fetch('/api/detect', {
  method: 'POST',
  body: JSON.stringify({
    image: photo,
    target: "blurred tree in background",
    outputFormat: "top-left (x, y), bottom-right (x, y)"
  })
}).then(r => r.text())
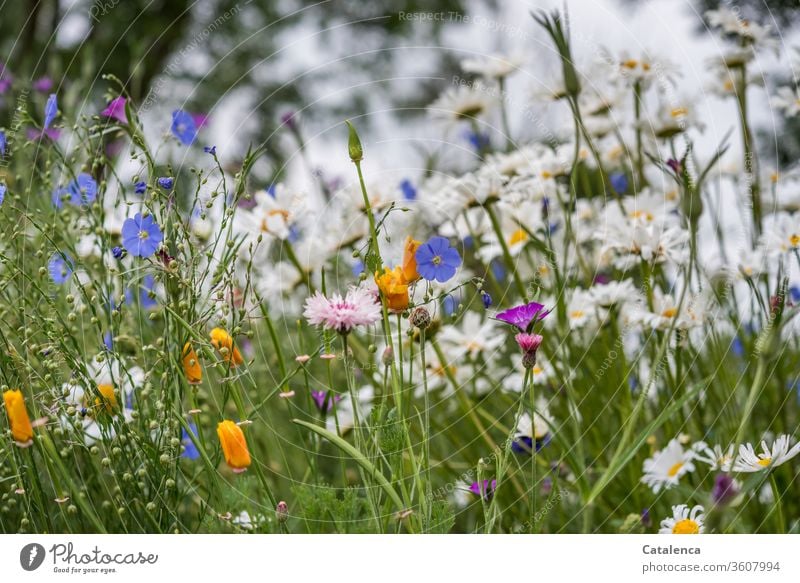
top-left (1, 0), bottom-right (488, 174)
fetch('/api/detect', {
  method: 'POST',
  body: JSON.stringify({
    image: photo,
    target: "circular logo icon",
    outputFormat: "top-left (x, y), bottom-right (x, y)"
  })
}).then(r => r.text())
top-left (20, 543), bottom-right (46, 571)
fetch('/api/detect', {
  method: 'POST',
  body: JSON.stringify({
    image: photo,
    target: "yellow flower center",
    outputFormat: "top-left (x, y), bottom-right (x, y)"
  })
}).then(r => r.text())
top-left (672, 519), bottom-right (699, 534)
top-left (670, 107), bottom-right (688, 118)
top-left (570, 310), bottom-right (585, 319)
top-left (757, 457), bottom-right (772, 467)
top-left (622, 59), bottom-right (638, 69)
top-left (260, 209), bottom-right (289, 232)
top-left (661, 307), bottom-right (677, 318)
top-left (541, 170), bottom-right (553, 179)
top-left (790, 235), bottom-right (800, 247)
top-left (667, 462), bottom-right (684, 477)
top-left (508, 229), bottom-right (528, 246)
top-left (631, 210), bottom-right (654, 221)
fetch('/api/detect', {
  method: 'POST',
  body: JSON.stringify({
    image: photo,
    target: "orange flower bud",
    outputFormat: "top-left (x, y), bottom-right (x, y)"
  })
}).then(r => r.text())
top-left (217, 420), bottom-right (251, 471)
top-left (401, 236), bottom-right (422, 283)
top-left (3, 389), bottom-right (33, 444)
top-left (210, 328), bottom-right (244, 366)
top-left (182, 342), bottom-right (202, 384)
top-left (375, 266), bottom-right (410, 312)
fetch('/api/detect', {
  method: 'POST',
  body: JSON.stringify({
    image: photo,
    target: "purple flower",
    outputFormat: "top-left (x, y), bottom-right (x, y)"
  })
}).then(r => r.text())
top-left (494, 301), bottom-right (549, 332)
top-left (0, 62), bottom-right (12, 94)
top-left (469, 479), bottom-right (497, 501)
top-left (121, 213), bottom-right (163, 258)
top-left (191, 113), bottom-right (209, 128)
top-left (112, 246), bottom-right (125, 259)
top-left (415, 236), bottom-right (461, 282)
top-left (203, 145), bottom-right (216, 155)
top-left (44, 94), bottom-right (58, 129)
top-left (641, 508), bottom-right (652, 528)
top-left (48, 253), bottom-right (73, 284)
top-left (101, 96), bottom-right (128, 124)
top-left (481, 291), bottom-right (492, 308)
top-left (280, 111), bottom-right (297, 130)
top-left (0, 184), bottom-right (5, 205)
top-left (712, 474), bottom-right (738, 505)
top-left (157, 177), bottom-right (174, 190)
top-left (134, 181), bottom-right (147, 195)
top-left (0, 130), bottom-right (6, 157)
top-left (171, 110), bottom-right (197, 145)
top-left (310, 390), bottom-right (342, 414)
top-left (32, 77), bottom-right (53, 92)
top-left (28, 127), bottom-right (60, 141)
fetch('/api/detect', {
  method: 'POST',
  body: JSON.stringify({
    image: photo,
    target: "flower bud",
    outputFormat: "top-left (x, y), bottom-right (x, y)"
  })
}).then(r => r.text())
top-left (2, 390), bottom-right (33, 445)
top-left (345, 120), bottom-right (363, 162)
top-left (409, 306), bottom-right (431, 330)
top-left (276, 500), bottom-right (289, 523)
top-left (217, 420), bottom-right (251, 472)
top-left (381, 346), bottom-right (394, 366)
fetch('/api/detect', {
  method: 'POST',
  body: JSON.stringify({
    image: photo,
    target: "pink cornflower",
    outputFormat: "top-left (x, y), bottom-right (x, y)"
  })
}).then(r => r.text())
top-left (303, 284), bottom-right (382, 333)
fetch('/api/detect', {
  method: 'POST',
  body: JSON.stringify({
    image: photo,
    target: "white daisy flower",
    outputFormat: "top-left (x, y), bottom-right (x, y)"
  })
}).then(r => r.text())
top-left (733, 434), bottom-right (800, 472)
top-left (692, 442), bottom-right (736, 471)
top-left (658, 504), bottom-right (706, 534)
top-left (759, 212), bottom-right (800, 256)
top-left (770, 86), bottom-right (800, 118)
top-left (326, 385), bottom-right (374, 435)
top-left (438, 311), bottom-right (504, 360)
top-left (641, 438), bottom-right (697, 493)
top-left (234, 184), bottom-right (306, 251)
top-left (428, 83), bottom-right (494, 124)
top-left (461, 51), bottom-right (524, 81)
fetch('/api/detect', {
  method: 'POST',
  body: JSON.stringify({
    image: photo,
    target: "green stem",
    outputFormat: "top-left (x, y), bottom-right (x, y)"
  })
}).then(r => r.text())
top-left (485, 203), bottom-right (528, 301)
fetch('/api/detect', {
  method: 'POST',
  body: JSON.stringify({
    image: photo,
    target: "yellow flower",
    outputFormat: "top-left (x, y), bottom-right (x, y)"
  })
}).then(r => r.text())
top-left (210, 328), bottom-right (244, 366)
top-left (182, 343), bottom-right (202, 384)
top-left (95, 384), bottom-right (118, 414)
top-left (401, 236), bottom-right (422, 283)
top-left (375, 266), bottom-right (410, 312)
top-left (3, 389), bottom-right (34, 444)
top-left (217, 420), bottom-right (251, 471)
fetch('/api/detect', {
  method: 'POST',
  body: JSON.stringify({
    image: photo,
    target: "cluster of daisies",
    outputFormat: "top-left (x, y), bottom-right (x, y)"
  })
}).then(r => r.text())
top-left (3, 5), bottom-right (800, 534)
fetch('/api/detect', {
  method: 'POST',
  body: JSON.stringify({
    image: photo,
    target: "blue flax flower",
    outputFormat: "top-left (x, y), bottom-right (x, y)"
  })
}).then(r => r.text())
top-left (171, 110), bottom-right (197, 145)
top-left (44, 94), bottom-right (58, 129)
top-left (48, 252), bottom-right (73, 284)
top-left (415, 236), bottom-right (461, 282)
top-left (121, 213), bottom-right (163, 258)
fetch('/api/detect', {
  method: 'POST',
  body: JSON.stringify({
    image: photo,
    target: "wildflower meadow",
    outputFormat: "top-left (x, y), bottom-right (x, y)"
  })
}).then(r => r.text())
top-left (2, 1), bottom-right (800, 541)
